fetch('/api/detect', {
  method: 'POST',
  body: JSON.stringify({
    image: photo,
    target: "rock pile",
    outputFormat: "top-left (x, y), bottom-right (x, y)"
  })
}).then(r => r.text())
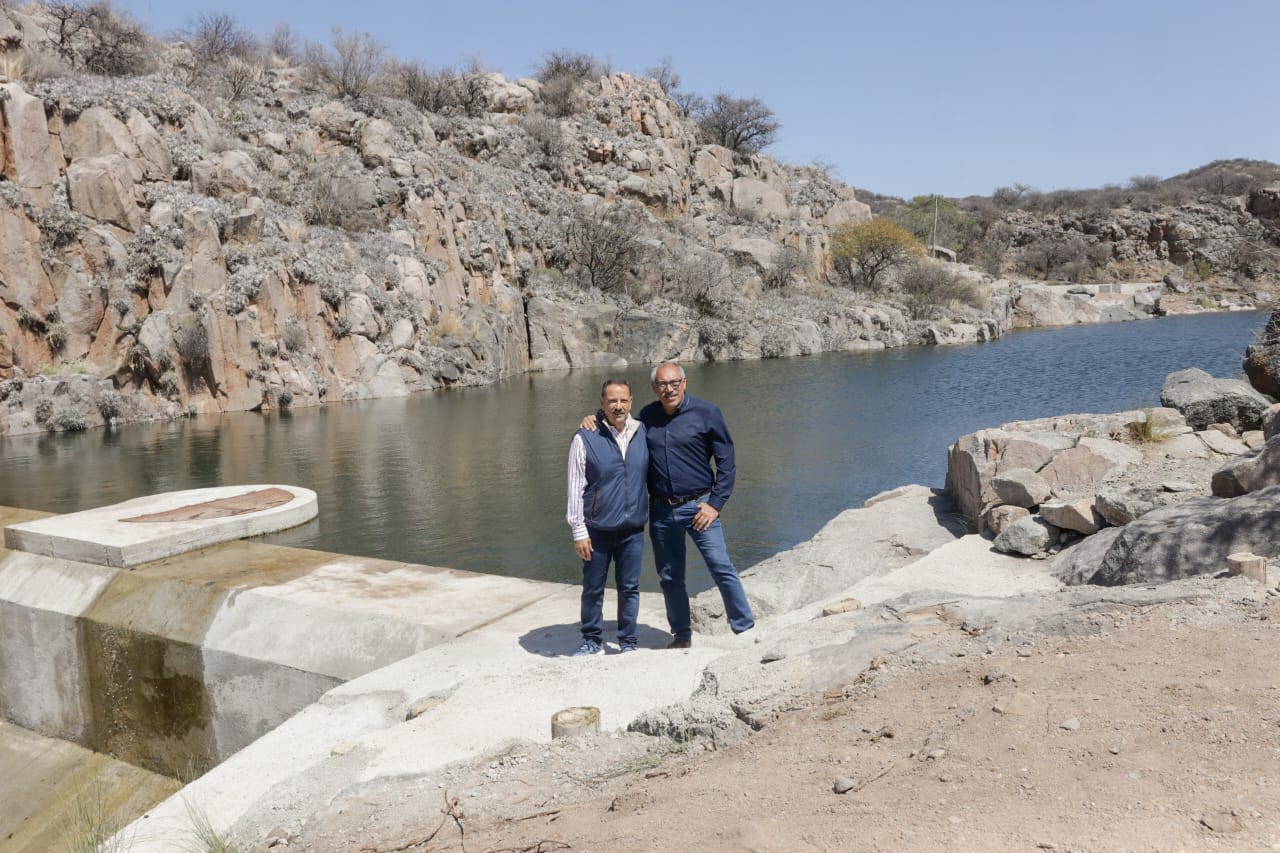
top-left (947, 368), bottom-right (1278, 583)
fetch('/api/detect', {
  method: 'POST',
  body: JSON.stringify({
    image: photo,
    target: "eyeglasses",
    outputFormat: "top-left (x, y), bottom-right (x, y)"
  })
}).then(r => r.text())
top-left (653, 379), bottom-right (685, 390)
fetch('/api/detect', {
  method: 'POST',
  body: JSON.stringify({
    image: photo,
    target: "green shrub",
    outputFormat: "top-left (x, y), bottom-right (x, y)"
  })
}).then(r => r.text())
top-left (96, 391), bottom-right (125, 421)
top-left (50, 407), bottom-right (87, 432)
top-left (34, 398), bottom-right (54, 424)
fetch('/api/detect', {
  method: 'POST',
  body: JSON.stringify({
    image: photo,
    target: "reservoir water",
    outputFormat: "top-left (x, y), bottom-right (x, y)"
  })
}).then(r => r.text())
top-left (0, 311), bottom-right (1266, 591)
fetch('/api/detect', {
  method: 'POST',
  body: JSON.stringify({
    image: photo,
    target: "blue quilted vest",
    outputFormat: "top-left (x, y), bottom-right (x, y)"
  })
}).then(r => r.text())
top-left (579, 423), bottom-right (648, 532)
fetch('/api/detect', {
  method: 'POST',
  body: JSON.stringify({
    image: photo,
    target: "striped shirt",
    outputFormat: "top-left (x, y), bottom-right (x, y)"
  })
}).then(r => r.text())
top-left (566, 416), bottom-right (641, 542)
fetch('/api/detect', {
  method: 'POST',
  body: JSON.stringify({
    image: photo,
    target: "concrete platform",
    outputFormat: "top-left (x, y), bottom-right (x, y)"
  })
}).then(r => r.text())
top-left (3, 485), bottom-right (318, 567)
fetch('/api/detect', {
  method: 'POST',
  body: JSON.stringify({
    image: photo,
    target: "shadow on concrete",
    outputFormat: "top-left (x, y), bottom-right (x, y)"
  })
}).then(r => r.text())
top-left (518, 621), bottom-right (673, 657)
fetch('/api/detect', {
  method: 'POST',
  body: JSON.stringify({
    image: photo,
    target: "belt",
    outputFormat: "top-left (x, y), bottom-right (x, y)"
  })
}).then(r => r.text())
top-left (660, 493), bottom-right (705, 506)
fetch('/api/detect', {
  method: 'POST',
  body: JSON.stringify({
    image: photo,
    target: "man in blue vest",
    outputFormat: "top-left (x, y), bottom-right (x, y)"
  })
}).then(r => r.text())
top-left (566, 378), bottom-right (648, 655)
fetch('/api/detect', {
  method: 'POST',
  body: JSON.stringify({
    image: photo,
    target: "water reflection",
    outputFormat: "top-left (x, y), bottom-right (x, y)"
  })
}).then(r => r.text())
top-left (0, 311), bottom-right (1265, 591)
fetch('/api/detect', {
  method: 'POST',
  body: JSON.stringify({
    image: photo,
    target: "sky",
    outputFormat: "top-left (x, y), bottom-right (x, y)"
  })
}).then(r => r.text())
top-left (114, 0), bottom-right (1279, 200)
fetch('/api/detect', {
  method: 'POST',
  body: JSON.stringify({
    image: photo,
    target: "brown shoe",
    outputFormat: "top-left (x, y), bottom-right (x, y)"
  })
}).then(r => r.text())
top-left (667, 636), bottom-right (691, 649)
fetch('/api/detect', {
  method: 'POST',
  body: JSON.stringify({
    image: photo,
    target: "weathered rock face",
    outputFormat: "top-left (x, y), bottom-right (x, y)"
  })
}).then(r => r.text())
top-left (1004, 282), bottom-right (1164, 328)
top-left (1053, 486), bottom-right (1280, 586)
top-left (1160, 367), bottom-right (1273, 431)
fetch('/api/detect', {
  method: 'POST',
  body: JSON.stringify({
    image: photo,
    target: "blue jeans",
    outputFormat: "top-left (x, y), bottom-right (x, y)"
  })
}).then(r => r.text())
top-left (580, 525), bottom-right (644, 645)
top-left (649, 496), bottom-right (755, 637)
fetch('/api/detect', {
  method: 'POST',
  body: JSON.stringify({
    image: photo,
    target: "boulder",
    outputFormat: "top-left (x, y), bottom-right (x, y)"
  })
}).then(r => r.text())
top-left (1264, 403), bottom-right (1280, 440)
top-left (991, 468), bottom-right (1052, 508)
top-left (1210, 436), bottom-right (1280, 497)
top-left (1197, 428), bottom-right (1249, 456)
top-left (61, 106), bottom-right (136, 162)
top-left (66, 154), bottom-right (142, 232)
top-left (1038, 439), bottom-right (1140, 493)
top-left (820, 198), bottom-right (872, 227)
top-left (981, 504), bottom-right (1029, 537)
top-left (1056, 486), bottom-right (1280, 585)
top-left (992, 516), bottom-right (1060, 556)
top-left (359, 118), bottom-right (396, 167)
top-left (723, 238), bottom-right (779, 273)
top-left (1, 82), bottom-right (60, 208)
top-left (1242, 309), bottom-right (1280, 397)
top-left (126, 110), bottom-right (173, 181)
top-left (1160, 367), bottom-right (1271, 431)
top-left (730, 177), bottom-right (788, 218)
top-left (1039, 499), bottom-right (1101, 535)
top-left (1094, 488), bottom-right (1157, 527)
top-left (190, 150), bottom-right (259, 198)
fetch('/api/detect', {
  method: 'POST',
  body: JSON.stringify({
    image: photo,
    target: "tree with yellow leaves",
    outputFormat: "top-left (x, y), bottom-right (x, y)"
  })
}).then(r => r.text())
top-left (830, 219), bottom-right (919, 291)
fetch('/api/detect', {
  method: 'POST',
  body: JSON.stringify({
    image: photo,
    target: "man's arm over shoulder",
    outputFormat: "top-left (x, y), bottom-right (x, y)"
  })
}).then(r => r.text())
top-left (706, 403), bottom-right (735, 511)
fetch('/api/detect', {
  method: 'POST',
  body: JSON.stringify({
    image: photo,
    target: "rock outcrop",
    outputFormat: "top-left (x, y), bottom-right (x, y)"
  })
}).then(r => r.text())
top-left (1053, 486), bottom-right (1280, 585)
top-left (1160, 367), bottom-right (1273, 431)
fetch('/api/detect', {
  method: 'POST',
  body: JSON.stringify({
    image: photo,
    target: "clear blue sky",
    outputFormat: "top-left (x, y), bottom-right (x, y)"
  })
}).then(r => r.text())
top-left (116, 0), bottom-right (1279, 200)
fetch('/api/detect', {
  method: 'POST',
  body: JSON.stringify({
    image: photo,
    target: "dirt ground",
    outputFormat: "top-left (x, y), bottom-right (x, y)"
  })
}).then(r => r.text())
top-left (287, 578), bottom-right (1280, 853)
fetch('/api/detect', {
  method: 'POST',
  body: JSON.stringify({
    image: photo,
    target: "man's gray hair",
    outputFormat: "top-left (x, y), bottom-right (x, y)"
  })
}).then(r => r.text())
top-left (649, 362), bottom-right (686, 382)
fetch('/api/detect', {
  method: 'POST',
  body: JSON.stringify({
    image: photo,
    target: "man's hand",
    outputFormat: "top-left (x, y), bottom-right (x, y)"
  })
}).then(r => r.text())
top-left (574, 538), bottom-right (593, 560)
top-left (692, 502), bottom-right (719, 532)
top-left (579, 413), bottom-right (597, 431)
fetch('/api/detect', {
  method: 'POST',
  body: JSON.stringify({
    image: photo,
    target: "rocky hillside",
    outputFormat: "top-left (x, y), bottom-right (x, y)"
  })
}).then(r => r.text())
top-left (0, 5), bottom-right (1274, 438)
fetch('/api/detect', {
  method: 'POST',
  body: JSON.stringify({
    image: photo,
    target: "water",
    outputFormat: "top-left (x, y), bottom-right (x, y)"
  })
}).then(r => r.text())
top-left (0, 311), bottom-right (1266, 590)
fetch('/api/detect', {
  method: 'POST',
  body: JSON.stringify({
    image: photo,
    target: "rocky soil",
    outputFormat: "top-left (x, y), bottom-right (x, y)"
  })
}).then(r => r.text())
top-left (285, 578), bottom-right (1280, 853)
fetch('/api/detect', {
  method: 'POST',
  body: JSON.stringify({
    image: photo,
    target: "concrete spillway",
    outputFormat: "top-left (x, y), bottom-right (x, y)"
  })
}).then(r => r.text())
top-left (0, 487), bottom-right (567, 848)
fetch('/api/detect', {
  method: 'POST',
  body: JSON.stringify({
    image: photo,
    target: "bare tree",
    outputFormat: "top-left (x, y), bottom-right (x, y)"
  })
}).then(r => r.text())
top-left (47, 0), bottom-right (149, 75)
top-left (535, 50), bottom-right (607, 117)
top-left (562, 203), bottom-right (645, 296)
top-left (692, 93), bottom-right (780, 155)
top-left (268, 22), bottom-right (298, 61)
top-left (304, 27), bottom-right (384, 97)
top-left (181, 12), bottom-right (259, 66)
top-left (645, 56), bottom-right (680, 94)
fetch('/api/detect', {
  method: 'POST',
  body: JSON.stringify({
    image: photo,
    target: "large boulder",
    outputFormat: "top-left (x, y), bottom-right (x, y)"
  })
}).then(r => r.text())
top-left (1210, 436), bottom-right (1280, 497)
top-left (1039, 498), bottom-right (1101, 535)
top-left (1160, 367), bottom-right (1272, 431)
top-left (1264, 403), bottom-right (1280, 440)
top-left (66, 154), bottom-right (142, 232)
top-left (992, 516), bottom-right (1060, 556)
top-left (991, 468), bottom-right (1052, 508)
top-left (1055, 486), bottom-right (1280, 585)
top-left (1243, 308), bottom-right (1280, 398)
top-left (1, 82), bottom-right (60, 207)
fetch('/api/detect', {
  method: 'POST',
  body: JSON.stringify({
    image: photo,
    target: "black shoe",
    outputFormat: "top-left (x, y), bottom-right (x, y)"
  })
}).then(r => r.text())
top-left (667, 636), bottom-right (691, 649)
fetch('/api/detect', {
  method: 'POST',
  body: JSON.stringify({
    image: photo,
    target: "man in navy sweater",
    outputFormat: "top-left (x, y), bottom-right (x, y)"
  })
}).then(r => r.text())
top-left (566, 379), bottom-right (648, 655)
top-left (640, 362), bottom-right (754, 647)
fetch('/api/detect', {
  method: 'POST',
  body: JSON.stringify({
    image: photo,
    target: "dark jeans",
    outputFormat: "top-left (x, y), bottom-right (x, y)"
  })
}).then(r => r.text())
top-left (649, 496), bottom-right (755, 638)
top-left (580, 525), bottom-right (644, 645)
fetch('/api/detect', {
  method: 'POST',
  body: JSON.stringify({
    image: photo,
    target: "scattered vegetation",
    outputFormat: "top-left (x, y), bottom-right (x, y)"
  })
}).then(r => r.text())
top-left (897, 260), bottom-right (985, 318)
